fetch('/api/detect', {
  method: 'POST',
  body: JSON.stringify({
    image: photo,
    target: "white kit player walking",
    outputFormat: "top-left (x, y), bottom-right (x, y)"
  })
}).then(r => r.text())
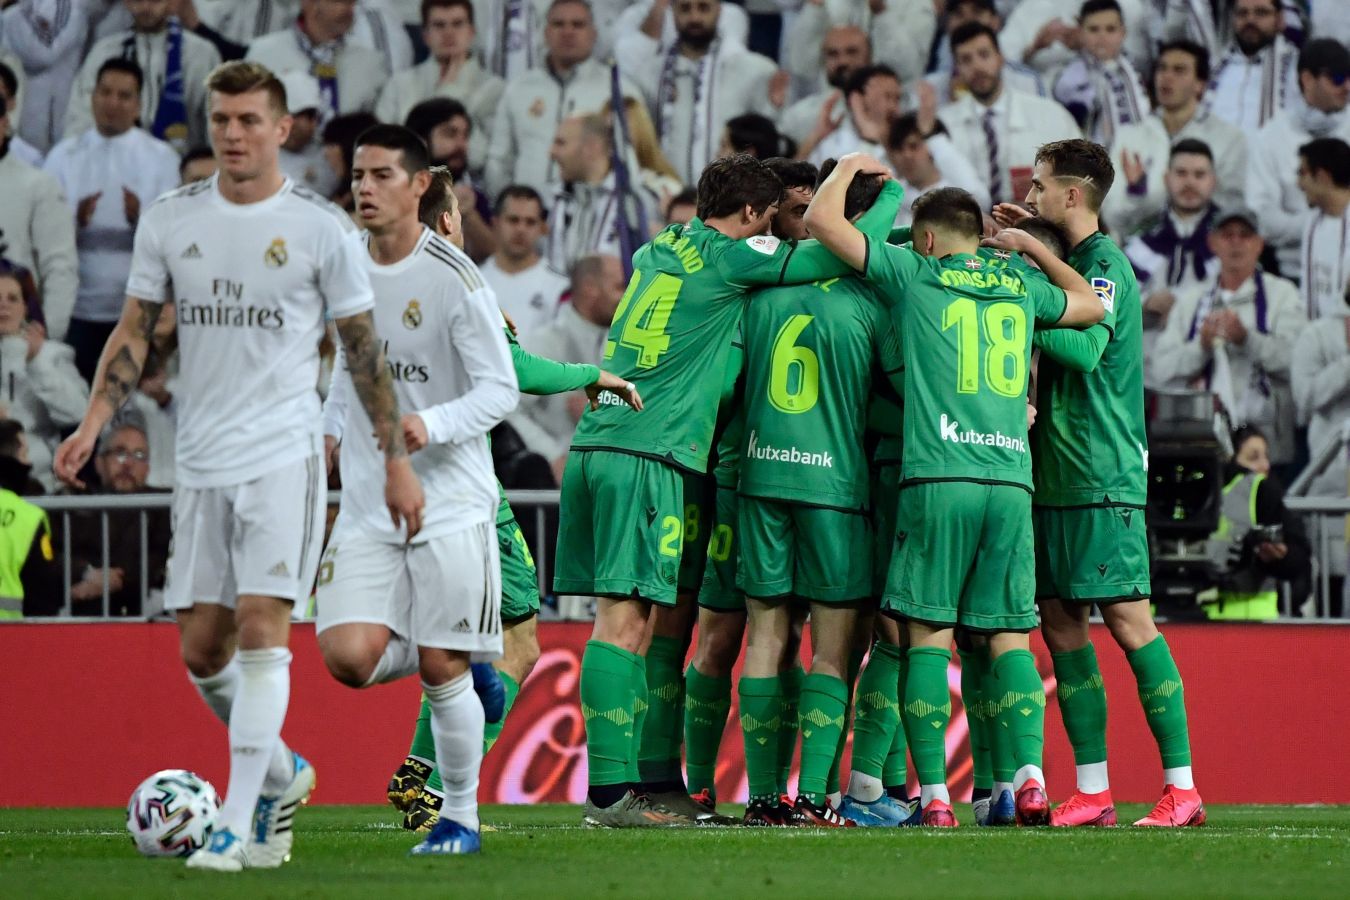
top-left (54, 62), bottom-right (426, 872)
top-left (315, 125), bottom-right (518, 856)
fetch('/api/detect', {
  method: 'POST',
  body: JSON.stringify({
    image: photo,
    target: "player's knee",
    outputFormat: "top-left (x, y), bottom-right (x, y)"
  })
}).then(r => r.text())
top-left (693, 624), bottom-right (741, 678)
top-left (321, 646), bottom-right (377, 688)
top-left (180, 642), bottom-right (233, 679)
top-left (419, 652), bottom-right (468, 686)
top-left (1103, 602), bottom-right (1158, 653)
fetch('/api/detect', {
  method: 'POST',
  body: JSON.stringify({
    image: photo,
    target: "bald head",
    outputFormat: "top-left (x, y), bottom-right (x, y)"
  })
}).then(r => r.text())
top-left (571, 254), bottom-right (626, 327)
top-left (823, 26), bottom-right (871, 89)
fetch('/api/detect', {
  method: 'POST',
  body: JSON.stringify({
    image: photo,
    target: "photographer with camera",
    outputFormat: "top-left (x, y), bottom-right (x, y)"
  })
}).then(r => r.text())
top-left (1203, 427), bottom-right (1311, 620)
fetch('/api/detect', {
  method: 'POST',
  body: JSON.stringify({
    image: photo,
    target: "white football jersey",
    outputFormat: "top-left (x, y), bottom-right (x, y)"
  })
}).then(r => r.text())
top-left (324, 228), bottom-right (518, 544)
top-left (126, 176), bottom-right (374, 488)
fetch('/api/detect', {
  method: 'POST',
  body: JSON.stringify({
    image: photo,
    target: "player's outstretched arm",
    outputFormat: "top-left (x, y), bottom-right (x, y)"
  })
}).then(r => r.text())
top-left (801, 153), bottom-right (895, 273)
top-left (1033, 324), bottom-right (1112, 373)
top-left (53, 295), bottom-right (164, 488)
top-left (508, 338), bottom-right (642, 411)
top-left (333, 310), bottom-right (425, 538)
top-left (985, 228), bottom-right (1103, 327)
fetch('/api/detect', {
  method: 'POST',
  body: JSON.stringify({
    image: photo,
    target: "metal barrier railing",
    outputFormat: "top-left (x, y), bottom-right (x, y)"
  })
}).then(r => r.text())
top-left (25, 490), bottom-right (1350, 621)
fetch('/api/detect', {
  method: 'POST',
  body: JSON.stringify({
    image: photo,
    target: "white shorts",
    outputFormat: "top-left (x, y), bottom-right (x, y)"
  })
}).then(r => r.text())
top-left (164, 455), bottom-right (326, 609)
top-left (313, 519), bottom-right (503, 661)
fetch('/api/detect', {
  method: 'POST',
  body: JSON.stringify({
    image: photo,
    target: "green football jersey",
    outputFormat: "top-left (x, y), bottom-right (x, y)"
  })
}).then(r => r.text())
top-left (865, 235), bottom-right (1068, 489)
top-left (1031, 231), bottom-right (1148, 507)
top-left (739, 276), bottom-right (903, 510)
top-left (712, 335), bottom-right (745, 489)
top-left (570, 181), bottom-right (902, 473)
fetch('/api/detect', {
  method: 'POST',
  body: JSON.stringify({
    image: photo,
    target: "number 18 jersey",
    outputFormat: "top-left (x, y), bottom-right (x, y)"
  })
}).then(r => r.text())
top-left (864, 236), bottom-right (1067, 490)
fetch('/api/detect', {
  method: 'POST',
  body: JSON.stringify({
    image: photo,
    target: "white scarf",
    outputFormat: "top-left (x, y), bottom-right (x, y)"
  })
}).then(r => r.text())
top-left (1093, 55), bottom-right (1150, 146)
top-left (482, 0), bottom-right (538, 79)
top-left (3, 0), bottom-right (83, 70)
top-left (657, 38), bottom-right (720, 183)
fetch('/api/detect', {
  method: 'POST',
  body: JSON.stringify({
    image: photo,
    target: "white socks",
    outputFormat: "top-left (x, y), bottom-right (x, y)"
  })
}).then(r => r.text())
top-left (1014, 764), bottom-right (1046, 791)
top-left (1077, 761), bottom-right (1111, 794)
top-left (216, 648), bottom-right (293, 836)
top-left (846, 771), bottom-right (884, 803)
top-left (363, 633), bottom-right (420, 687)
top-left (1164, 766), bottom-right (1195, 790)
top-left (424, 672), bottom-right (484, 832)
top-left (189, 653), bottom-right (295, 794)
top-left (919, 783), bottom-right (951, 806)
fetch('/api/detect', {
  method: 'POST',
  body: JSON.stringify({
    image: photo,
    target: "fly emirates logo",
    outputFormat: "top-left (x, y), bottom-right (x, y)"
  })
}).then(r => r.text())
top-left (937, 414), bottom-right (1027, 454)
top-left (746, 430), bottom-right (833, 468)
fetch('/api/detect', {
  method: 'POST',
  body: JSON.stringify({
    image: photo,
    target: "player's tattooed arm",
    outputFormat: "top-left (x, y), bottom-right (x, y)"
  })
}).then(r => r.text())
top-left (93, 297), bottom-right (165, 413)
top-left (334, 310), bottom-right (409, 459)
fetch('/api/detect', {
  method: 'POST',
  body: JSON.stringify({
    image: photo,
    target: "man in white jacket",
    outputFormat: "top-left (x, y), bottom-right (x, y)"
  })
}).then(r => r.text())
top-left (0, 0), bottom-right (89, 153)
top-left (1206, 0), bottom-right (1300, 132)
top-left (1151, 207), bottom-right (1308, 465)
top-left (1105, 38), bottom-right (1247, 237)
top-left (777, 24), bottom-right (871, 147)
top-left (1246, 37), bottom-right (1350, 281)
top-left (1296, 137), bottom-right (1350, 321)
top-left (781, 0), bottom-right (936, 88)
top-left (44, 58), bottom-right (180, 384)
top-left (938, 22), bottom-right (1081, 206)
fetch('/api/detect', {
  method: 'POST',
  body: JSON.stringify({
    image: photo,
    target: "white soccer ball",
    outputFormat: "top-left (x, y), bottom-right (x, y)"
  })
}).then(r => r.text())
top-left (126, 769), bottom-right (221, 857)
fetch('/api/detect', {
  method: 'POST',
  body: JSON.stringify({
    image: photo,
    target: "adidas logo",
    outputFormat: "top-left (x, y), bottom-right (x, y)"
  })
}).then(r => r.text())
top-left (452, 618), bottom-right (471, 634)
top-left (267, 561), bottom-right (290, 578)
top-left (181, 243), bottom-right (203, 259)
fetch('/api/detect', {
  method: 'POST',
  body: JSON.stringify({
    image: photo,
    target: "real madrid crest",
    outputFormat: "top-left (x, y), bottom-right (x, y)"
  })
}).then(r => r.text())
top-left (264, 237), bottom-right (288, 268)
top-left (529, 97), bottom-right (545, 118)
top-left (403, 299), bottom-right (423, 330)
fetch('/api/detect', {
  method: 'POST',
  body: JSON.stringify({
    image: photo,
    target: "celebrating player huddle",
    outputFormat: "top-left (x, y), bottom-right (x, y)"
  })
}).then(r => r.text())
top-left (56, 55), bottom-right (1202, 872)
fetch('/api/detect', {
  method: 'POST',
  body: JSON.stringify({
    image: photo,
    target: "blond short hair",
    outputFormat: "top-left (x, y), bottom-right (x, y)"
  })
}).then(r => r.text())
top-left (205, 61), bottom-right (288, 117)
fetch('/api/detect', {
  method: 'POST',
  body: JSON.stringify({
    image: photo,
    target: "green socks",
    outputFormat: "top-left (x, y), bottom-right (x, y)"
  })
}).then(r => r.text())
top-left (902, 647), bottom-right (952, 787)
top-left (580, 639), bottom-right (640, 790)
top-left (628, 655), bottom-right (648, 784)
top-left (739, 675), bottom-right (784, 802)
top-left (778, 665), bottom-right (804, 794)
top-left (1052, 643), bottom-right (1108, 766)
top-left (408, 694), bottom-right (437, 765)
top-left (981, 664), bottom-right (1015, 785)
top-left (638, 636), bottom-right (686, 787)
top-left (957, 646), bottom-right (993, 792)
top-left (991, 649), bottom-right (1046, 772)
top-left (1127, 635), bottom-right (1192, 769)
top-left (482, 671), bottom-right (522, 755)
top-left (684, 665), bottom-right (732, 798)
top-left (796, 673), bottom-right (849, 804)
top-left (883, 652), bottom-right (910, 792)
top-left (850, 642), bottom-right (903, 780)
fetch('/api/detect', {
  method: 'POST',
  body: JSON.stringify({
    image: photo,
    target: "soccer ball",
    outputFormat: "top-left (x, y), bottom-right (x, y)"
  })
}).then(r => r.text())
top-left (126, 769), bottom-right (220, 857)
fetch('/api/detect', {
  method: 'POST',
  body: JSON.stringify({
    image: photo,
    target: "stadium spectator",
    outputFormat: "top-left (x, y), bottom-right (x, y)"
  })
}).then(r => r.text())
top-left (606, 96), bottom-right (684, 207)
top-left (884, 112), bottom-right (991, 226)
top-left (925, 0), bottom-right (1045, 103)
top-left (196, 0), bottom-right (413, 71)
top-left (0, 419), bottom-right (59, 617)
top-left (1052, 0), bottom-right (1150, 146)
top-left (0, 0), bottom-right (89, 153)
top-left (0, 270), bottom-right (87, 494)
top-left (1002, 0), bottom-right (1152, 76)
top-left (719, 112), bottom-right (784, 161)
top-left (0, 60), bottom-right (41, 166)
top-left (1124, 139), bottom-right (1221, 374)
top-left (1202, 426), bottom-right (1311, 620)
top-left (68, 0), bottom-right (223, 153)
top-left (545, 113), bottom-right (659, 275)
top-left (245, 0), bottom-right (388, 121)
top-left (1247, 38), bottom-right (1350, 282)
top-left (1207, 0), bottom-right (1301, 133)
top-left (781, 0), bottom-right (935, 86)
top-left (320, 110), bottom-right (379, 210)
top-left (507, 253), bottom-right (623, 486)
top-left (277, 70), bottom-right (339, 197)
top-left (375, 0), bottom-right (504, 161)
top-left (484, 0), bottom-right (637, 200)
top-left (938, 22), bottom-right (1081, 205)
top-left (0, 75), bottom-right (77, 341)
top-left (178, 146), bottom-right (217, 184)
top-left (473, 0), bottom-right (550, 78)
top-left (44, 58), bottom-right (179, 385)
top-left (799, 64), bottom-right (901, 166)
top-left (405, 97), bottom-right (495, 261)
top-left (1105, 39), bottom-right (1247, 237)
top-left (777, 25), bottom-right (871, 147)
top-left (1296, 137), bottom-right (1350, 320)
top-left (1151, 207), bottom-right (1307, 466)
top-left (480, 186), bottom-right (567, 336)
top-left (616, 0), bottom-right (779, 184)
top-left (664, 186), bottom-right (697, 224)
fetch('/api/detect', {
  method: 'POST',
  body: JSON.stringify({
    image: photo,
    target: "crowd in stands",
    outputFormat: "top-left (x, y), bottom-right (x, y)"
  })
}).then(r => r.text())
top-left (2, 0), bottom-right (1349, 615)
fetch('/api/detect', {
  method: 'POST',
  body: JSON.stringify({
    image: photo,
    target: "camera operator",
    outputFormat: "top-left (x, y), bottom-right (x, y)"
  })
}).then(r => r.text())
top-left (1203, 427), bottom-right (1310, 620)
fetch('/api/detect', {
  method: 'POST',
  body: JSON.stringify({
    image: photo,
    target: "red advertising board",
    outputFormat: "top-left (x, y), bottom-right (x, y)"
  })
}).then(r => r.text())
top-left (1, 622), bottom-right (1346, 807)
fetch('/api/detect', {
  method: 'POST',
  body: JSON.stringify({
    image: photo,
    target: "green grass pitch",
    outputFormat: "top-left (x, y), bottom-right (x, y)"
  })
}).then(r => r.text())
top-left (3, 804), bottom-right (1348, 898)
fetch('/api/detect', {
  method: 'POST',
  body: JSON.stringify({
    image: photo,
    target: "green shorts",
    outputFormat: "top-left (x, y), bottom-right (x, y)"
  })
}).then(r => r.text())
top-left (698, 484), bottom-right (743, 612)
top-left (882, 481), bottom-right (1036, 632)
top-left (554, 450), bottom-right (684, 607)
top-left (497, 513), bottom-right (540, 622)
top-left (737, 496), bottom-right (872, 604)
top-left (871, 463), bottom-right (902, 598)
top-left (1034, 504), bottom-right (1151, 602)
top-left (679, 473), bottom-right (715, 595)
